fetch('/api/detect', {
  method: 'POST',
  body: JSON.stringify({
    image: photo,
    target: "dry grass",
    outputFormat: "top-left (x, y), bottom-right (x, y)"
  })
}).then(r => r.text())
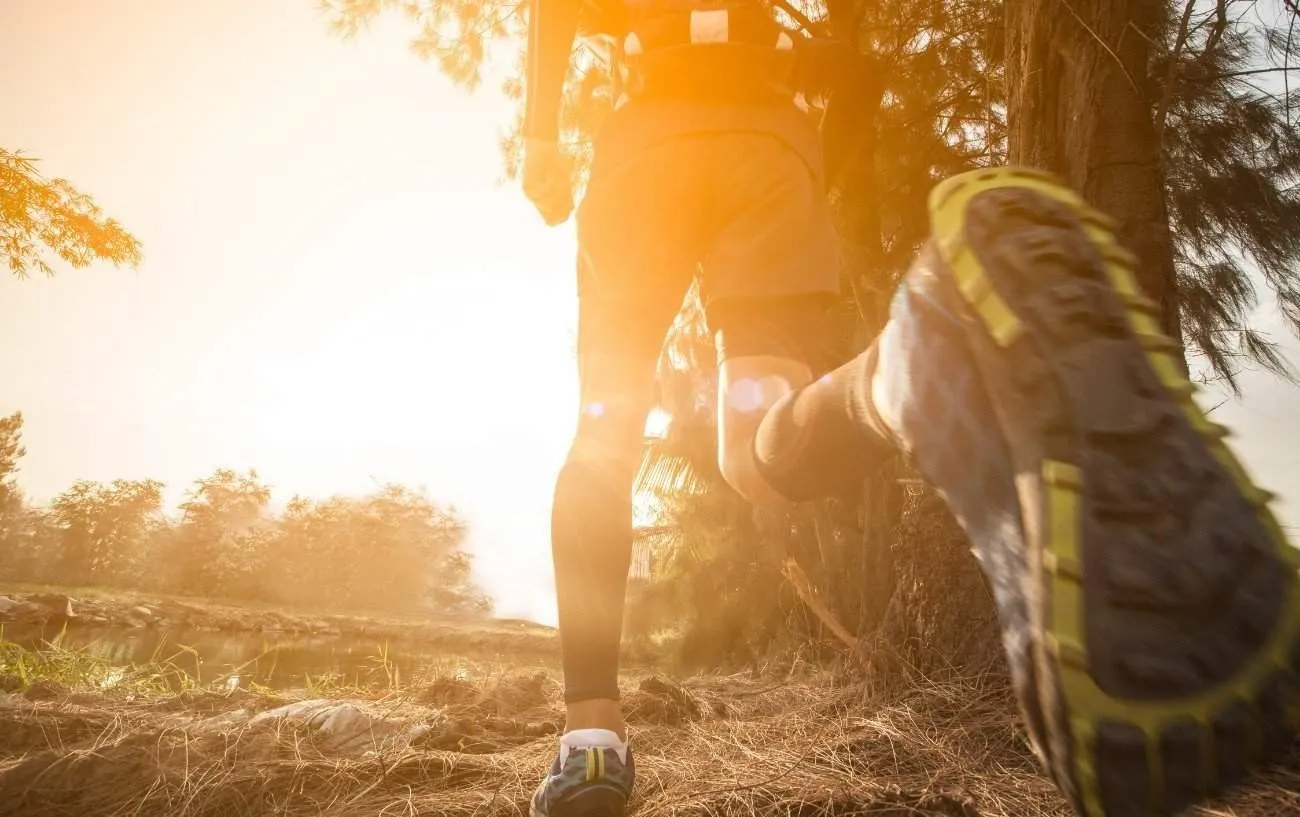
top-left (2, 665), bottom-right (1297, 817)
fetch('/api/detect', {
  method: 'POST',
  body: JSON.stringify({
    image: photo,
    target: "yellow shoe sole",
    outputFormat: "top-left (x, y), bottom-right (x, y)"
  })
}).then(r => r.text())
top-left (927, 166), bottom-right (1300, 817)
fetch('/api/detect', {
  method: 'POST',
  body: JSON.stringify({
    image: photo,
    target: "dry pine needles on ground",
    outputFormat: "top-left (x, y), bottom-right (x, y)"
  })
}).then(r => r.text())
top-left (0, 670), bottom-right (1296, 817)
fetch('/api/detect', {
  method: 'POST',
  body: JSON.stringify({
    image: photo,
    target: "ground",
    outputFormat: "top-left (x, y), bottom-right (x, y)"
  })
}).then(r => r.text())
top-left (0, 584), bottom-right (557, 659)
top-left (1, 589), bottom-right (1298, 817)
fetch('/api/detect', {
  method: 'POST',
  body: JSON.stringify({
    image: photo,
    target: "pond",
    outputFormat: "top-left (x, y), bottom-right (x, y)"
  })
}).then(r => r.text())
top-left (1, 621), bottom-right (558, 691)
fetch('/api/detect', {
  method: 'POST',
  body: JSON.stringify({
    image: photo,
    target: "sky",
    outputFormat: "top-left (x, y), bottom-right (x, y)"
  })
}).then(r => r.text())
top-left (1, 0), bottom-right (578, 622)
top-left (2, 0), bottom-right (1299, 623)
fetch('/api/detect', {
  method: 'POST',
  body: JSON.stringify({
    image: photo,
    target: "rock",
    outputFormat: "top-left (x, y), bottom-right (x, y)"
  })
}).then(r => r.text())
top-left (624, 676), bottom-right (702, 726)
top-left (130, 605), bottom-right (153, 618)
top-left (63, 692), bottom-right (105, 707)
top-left (524, 720), bottom-right (560, 738)
top-left (0, 692), bottom-right (28, 710)
top-left (0, 598), bottom-right (48, 623)
top-left (249, 699), bottom-right (407, 754)
top-left (193, 708), bottom-right (256, 734)
top-left (26, 594), bottom-right (77, 619)
top-left (23, 680), bottom-right (68, 701)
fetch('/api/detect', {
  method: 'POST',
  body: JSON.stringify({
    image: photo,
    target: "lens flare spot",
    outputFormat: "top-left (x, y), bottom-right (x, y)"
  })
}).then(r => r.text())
top-left (727, 375), bottom-right (794, 413)
top-left (727, 379), bottom-right (766, 413)
top-left (644, 407), bottom-right (672, 438)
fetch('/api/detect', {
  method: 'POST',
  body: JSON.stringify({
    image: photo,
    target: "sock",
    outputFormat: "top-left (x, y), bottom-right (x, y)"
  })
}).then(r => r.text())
top-left (752, 342), bottom-right (896, 501)
top-left (560, 728), bottom-right (629, 764)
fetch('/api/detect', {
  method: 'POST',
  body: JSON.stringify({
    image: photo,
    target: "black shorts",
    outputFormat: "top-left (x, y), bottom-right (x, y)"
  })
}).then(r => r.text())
top-left (575, 127), bottom-right (841, 374)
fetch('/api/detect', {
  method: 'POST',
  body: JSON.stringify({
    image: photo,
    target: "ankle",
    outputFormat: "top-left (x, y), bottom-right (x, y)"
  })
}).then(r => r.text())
top-left (564, 698), bottom-right (626, 742)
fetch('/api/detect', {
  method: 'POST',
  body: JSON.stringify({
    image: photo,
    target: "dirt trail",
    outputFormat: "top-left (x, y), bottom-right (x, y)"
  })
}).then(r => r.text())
top-left (1, 590), bottom-right (1297, 816)
top-left (0, 669), bottom-right (1296, 817)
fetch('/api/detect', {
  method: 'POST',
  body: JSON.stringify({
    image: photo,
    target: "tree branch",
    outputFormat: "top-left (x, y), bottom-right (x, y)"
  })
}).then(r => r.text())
top-left (1155, 0), bottom-right (1198, 155)
top-left (1203, 0), bottom-right (1229, 56)
top-left (781, 557), bottom-right (870, 669)
top-left (771, 0), bottom-right (827, 37)
top-left (1210, 65), bottom-right (1300, 79)
top-left (1287, 11), bottom-right (1296, 128)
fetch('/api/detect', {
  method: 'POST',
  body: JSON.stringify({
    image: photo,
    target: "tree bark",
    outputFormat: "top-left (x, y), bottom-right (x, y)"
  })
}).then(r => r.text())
top-left (1006, 0), bottom-right (1184, 347)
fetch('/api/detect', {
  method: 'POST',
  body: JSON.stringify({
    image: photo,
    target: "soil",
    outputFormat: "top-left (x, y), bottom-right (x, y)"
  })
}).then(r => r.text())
top-left (0, 589), bottom-right (1297, 817)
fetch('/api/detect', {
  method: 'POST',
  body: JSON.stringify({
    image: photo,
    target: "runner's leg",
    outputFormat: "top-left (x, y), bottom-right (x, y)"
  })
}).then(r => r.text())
top-left (535, 138), bottom-right (704, 817)
top-left (697, 133), bottom-right (894, 504)
top-left (552, 292), bottom-right (665, 722)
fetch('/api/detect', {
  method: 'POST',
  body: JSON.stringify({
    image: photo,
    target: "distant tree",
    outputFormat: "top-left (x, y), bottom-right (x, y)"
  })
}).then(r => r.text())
top-left (0, 148), bottom-right (142, 278)
top-left (172, 469), bottom-right (274, 597)
top-left (0, 413), bottom-right (23, 482)
top-left (0, 413), bottom-right (31, 577)
top-left (0, 413), bottom-right (25, 538)
top-left (49, 478), bottom-right (166, 585)
top-left (274, 485), bottom-right (487, 613)
top-left (0, 410), bottom-right (491, 613)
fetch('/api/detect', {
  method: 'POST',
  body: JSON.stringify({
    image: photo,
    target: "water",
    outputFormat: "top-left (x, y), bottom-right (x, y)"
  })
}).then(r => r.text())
top-left (1, 622), bottom-right (554, 691)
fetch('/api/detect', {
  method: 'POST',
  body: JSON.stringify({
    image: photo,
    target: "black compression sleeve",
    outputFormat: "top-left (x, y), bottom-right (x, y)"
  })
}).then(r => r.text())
top-left (524, 0), bottom-right (582, 140)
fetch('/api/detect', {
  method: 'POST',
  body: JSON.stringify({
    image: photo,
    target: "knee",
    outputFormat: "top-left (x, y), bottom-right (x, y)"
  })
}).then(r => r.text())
top-left (552, 415), bottom-right (645, 558)
top-left (561, 411), bottom-right (646, 488)
top-left (717, 366), bottom-right (808, 506)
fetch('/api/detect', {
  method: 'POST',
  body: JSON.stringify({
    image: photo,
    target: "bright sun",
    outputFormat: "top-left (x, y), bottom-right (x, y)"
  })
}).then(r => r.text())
top-left (221, 190), bottom-right (583, 626)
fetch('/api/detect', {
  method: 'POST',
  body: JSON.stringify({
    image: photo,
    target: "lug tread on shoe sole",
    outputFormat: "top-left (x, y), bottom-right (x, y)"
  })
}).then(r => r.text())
top-left (924, 167), bottom-right (1300, 817)
top-left (542, 783), bottom-right (628, 817)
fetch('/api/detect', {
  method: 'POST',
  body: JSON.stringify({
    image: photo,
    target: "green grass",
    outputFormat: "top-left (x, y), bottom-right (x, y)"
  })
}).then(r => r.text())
top-left (0, 627), bottom-right (204, 696)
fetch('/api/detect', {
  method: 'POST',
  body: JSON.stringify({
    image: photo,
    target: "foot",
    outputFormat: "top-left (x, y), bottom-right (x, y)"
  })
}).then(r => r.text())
top-left (530, 729), bottom-right (634, 817)
top-left (870, 166), bottom-right (1300, 816)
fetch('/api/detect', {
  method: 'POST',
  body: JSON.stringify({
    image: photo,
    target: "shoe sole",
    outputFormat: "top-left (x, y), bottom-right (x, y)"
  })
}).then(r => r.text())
top-left (533, 783), bottom-right (627, 817)
top-left (926, 167), bottom-right (1300, 817)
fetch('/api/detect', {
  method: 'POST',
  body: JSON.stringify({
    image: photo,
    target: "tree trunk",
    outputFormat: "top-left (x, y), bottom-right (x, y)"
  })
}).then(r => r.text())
top-left (1005, 0), bottom-right (1184, 347)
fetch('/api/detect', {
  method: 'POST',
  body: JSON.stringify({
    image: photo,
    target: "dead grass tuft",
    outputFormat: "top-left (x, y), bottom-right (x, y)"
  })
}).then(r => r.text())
top-left (0, 669), bottom-right (1295, 817)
